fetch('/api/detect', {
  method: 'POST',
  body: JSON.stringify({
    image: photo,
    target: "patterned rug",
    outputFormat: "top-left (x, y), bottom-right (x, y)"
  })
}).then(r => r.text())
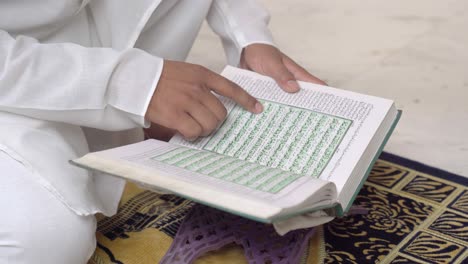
top-left (88, 153), bottom-right (467, 264)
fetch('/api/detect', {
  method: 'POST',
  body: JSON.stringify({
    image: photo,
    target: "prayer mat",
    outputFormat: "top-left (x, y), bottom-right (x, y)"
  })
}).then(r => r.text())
top-left (88, 153), bottom-right (467, 264)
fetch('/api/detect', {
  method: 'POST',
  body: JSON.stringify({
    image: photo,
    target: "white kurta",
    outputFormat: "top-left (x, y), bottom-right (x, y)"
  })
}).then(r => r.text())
top-left (0, 0), bottom-right (273, 216)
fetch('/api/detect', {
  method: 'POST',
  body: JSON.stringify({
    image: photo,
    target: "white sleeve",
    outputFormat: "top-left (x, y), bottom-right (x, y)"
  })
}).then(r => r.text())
top-left (206, 0), bottom-right (275, 66)
top-left (0, 29), bottom-right (163, 131)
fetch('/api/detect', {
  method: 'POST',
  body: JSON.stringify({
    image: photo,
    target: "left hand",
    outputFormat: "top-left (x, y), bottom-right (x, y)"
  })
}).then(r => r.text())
top-left (240, 43), bottom-right (326, 93)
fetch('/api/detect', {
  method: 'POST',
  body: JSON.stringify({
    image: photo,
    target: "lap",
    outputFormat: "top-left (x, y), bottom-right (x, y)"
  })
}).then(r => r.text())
top-left (0, 151), bottom-right (97, 264)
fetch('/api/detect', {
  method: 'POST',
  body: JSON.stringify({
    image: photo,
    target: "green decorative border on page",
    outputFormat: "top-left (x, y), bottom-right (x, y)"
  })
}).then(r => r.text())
top-left (202, 100), bottom-right (352, 178)
top-left (151, 147), bottom-right (303, 194)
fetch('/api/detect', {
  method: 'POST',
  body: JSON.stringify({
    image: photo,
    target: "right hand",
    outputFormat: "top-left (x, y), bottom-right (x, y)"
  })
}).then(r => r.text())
top-left (145, 60), bottom-right (263, 140)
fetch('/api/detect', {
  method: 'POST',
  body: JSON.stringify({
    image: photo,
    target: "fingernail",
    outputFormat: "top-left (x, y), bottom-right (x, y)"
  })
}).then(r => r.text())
top-left (254, 101), bottom-right (263, 113)
top-left (287, 80), bottom-right (300, 92)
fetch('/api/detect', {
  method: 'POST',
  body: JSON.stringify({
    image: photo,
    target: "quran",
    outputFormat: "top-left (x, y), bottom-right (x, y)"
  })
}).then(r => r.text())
top-left (72, 66), bottom-right (401, 234)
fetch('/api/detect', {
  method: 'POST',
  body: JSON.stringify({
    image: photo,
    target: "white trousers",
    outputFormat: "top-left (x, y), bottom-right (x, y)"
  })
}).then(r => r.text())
top-left (0, 152), bottom-right (97, 264)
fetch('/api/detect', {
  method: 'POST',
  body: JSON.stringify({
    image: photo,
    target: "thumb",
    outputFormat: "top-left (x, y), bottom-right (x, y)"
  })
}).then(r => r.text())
top-left (263, 58), bottom-right (300, 93)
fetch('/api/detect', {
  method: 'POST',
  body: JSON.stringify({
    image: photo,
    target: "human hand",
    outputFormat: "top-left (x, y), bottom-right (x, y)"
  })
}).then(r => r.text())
top-left (143, 123), bottom-right (176, 142)
top-left (240, 43), bottom-right (326, 93)
top-left (145, 60), bottom-right (263, 140)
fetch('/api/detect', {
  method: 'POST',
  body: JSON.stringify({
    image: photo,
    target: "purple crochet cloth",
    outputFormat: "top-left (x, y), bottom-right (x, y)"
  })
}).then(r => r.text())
top-left (160, 204), bottom-right (316, 264)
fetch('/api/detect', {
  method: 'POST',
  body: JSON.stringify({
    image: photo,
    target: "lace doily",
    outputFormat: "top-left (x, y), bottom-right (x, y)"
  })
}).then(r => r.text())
top-left (160, 204), bottom-right (315, 264)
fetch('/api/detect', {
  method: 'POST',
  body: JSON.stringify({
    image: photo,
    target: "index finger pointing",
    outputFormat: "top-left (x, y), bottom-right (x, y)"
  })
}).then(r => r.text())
top-left (205, 71), bottom-right (263, 114)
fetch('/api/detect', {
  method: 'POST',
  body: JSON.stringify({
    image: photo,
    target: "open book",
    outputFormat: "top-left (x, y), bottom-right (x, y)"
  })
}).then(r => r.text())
top-left (72, 66), bottom-right (401, 235)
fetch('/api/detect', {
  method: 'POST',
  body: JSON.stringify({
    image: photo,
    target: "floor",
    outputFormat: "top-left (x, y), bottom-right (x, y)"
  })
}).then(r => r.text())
top-left (187, 0), bottom-right (468, 177)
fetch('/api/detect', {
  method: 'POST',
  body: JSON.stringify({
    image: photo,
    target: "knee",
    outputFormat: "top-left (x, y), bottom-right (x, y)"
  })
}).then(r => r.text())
top-left (1, 205), bottom-right (97, 264)
top-left (0, 154), bottom-right (97, 264)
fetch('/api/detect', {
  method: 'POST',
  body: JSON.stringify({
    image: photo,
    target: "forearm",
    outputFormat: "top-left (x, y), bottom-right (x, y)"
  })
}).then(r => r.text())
top-left (0, 30), bottom-right (163, 130)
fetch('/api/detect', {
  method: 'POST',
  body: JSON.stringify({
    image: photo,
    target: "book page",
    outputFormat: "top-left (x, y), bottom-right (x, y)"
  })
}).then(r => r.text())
top-left (150, 145), bottom-right (304, 194)
top-left (81, 140), bottom-right (335, 214)
top-left (171, 66), bottom-right (394, 196)
top-left (200, 100), bottom-right (352, 178)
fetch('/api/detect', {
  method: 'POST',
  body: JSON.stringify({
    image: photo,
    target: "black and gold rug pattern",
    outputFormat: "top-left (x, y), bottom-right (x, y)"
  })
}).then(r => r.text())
top-left (324, 153), bottom-right (467, 263)
top-left (89, 153), bottom-right (467, 264)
